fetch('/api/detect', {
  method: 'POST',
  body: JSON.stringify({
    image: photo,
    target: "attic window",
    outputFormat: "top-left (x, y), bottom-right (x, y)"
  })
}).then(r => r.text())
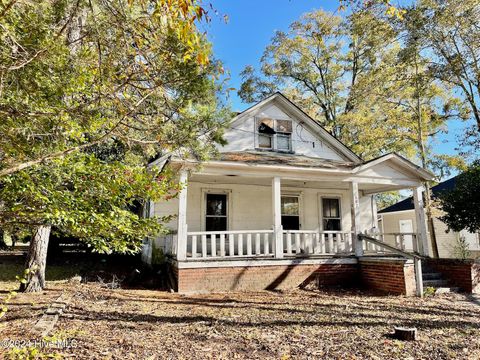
top-left (257, 118), bottom-right (274, 149)
top-left (256, 117), bottom-right (292, 152)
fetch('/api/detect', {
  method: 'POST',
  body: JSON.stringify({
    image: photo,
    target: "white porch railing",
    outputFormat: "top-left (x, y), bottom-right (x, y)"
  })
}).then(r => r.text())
top-left (283, 230), bottom-right (354, 256)
top-left (185, 230), bottom-right (355, 259)
top-left (366, 233), bottom-right (420, 254)
top-left (182, 230), bottom-right (422, 260)
top-left (186, 230), bottom-right (275, 259)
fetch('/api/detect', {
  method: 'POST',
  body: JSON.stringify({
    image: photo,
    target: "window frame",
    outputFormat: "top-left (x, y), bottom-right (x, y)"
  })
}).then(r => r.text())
top-left (281, 191), bottom-right (303, 230)
top-left (255, 117), bottom-right (293, 153)
top-left (201, 189), bottom-right (232, 232)
top-left (320, 196), bottom-right (342, 232)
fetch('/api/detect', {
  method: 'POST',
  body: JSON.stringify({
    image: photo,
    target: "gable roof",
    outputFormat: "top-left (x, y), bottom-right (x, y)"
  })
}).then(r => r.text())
top-left (353, 152), bottom-right (434, 181)
top-left (378, 176), bottom-right (457, 214)
top-left (230, 92), bottom-right (363, 163)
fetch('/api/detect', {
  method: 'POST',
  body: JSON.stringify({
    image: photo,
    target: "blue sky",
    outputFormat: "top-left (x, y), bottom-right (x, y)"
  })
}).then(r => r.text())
top-left (205, 0), bottom-right (472, 160)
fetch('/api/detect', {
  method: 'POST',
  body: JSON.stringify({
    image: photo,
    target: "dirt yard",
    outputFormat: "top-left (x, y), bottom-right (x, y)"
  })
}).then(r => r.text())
top-left (1, 276), bottom-right (480, 359)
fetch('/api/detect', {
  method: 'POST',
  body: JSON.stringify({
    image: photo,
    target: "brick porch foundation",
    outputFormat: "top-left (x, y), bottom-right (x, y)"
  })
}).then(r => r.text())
top-left (174, 259), bottom-right (358, 294)
top-left (173, 257), bottom-right (419, 295)
top-left (359, 257), bottom-right (417, 296)
top-left (425, 259), bottom-right (480, 293)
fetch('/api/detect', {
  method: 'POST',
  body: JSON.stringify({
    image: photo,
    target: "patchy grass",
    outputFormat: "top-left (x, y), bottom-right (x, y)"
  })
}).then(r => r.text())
top-left (1, 280), bottom-right (480, 359)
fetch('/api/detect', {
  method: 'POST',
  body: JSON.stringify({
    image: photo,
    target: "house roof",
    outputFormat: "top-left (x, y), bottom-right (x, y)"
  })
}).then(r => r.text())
top-left (378, 176), bottom-right (457, 214)
top-left (352, 152), bottom-right (434, 181)
top-left (219, 151), bottom-right (357, 169)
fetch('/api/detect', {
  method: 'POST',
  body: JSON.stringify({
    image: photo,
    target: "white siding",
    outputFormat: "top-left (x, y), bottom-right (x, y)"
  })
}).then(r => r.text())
top-left (380, 210), bottom-right (480, 258)
top-left (221, 103), bottom-right (346, 161)
top-left (152, 181), bottom-right (375, 234)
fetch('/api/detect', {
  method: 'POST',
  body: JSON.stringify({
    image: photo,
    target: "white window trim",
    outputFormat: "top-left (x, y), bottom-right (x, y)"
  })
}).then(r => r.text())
top-left (201, 188), bottom-right (232, 231)
top-left (281, 190), bottom-right (304, 230)
top-left (254, 116), bottom-right (293, 153)
top-left (319, 195), bottom-right (343, 232)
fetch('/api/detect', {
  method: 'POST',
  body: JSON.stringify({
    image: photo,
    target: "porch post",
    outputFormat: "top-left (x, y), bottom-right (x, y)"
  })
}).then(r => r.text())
top-left (176, 169), bottom-right (188, 261)
top-left (350, 181), bottom-right (363, 257)
top-left (413, 186), bottom-right (430, 257)
top-left (272, 176), bottom-right (283, 258)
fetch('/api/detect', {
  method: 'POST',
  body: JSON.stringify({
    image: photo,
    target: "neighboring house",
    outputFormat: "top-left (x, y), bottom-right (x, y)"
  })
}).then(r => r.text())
top-left (378, 177), bottom-right (480, 259)
top-left (144, 92), bottom-right (434, 293)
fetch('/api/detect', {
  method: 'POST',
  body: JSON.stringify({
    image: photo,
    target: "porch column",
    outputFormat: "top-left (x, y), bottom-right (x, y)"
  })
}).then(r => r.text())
top-left (176, 169), bottom-right (188, 261)
top-left (272, 176), bottom-right (283, 258)
top-left (350, 181), bottom-right (363, 257)
top-left (413, 186), bottom-right (430, 257)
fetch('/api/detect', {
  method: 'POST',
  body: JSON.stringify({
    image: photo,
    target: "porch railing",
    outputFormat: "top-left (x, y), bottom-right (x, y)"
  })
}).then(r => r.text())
top-left (186, 230), bottom-right (275, 259)
top-left (366, 232), bottom-right (420, 254)
top-left (185, 229), bottom-right (354, 259)
top-left (183, 230), bottom-right (422, 260)
top-left (283, 230), bottom-right (354, 256)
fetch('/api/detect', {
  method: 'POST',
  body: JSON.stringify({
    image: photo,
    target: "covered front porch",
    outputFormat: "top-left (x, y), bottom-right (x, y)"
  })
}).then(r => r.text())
top-left (144, 153), bottom-right (433, 293)
top-left (170, 166), bottom-right (430, 262)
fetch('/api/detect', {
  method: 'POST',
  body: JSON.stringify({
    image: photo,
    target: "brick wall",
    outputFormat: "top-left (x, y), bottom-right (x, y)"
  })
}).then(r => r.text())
top-left (426, 259), bottom-right (480, 293)
top-left (359, 258), bottom-right (416, 296)
top-left (175, 262), bottom-right (358, 294)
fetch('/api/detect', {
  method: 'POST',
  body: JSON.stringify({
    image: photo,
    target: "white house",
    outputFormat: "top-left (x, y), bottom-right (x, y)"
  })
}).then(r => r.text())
top-left (378, 176), bottom-right (480, 258)
top-left (144, 93), bottom-right (434, 293)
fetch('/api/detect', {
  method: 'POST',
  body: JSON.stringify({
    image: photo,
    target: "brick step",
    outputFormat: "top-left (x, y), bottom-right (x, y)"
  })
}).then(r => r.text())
top-left (423, 279), bottom-right (450, 288)
top-left (422, 272), bottom-right (443, 281)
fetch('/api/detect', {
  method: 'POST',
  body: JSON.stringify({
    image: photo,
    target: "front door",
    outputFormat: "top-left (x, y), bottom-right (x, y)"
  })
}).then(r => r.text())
top-left (399, 219), bottom-right (414, 250)
top-left (205, 193), bottom-right (228, 231)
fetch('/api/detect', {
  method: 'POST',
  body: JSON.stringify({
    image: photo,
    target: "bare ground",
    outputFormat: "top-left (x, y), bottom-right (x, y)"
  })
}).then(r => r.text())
top-left (1, 280), bottom-right (480, 360)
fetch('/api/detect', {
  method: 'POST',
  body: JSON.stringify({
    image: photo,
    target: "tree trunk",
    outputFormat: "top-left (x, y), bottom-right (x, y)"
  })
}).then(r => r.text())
top-left (0, 229), bottom-right (8, 250)
top-left (20, 225), bottom-right (51, 293)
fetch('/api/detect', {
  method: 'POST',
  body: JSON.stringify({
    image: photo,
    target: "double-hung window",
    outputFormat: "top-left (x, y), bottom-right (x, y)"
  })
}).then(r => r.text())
top-left (281, 195), bottom-right (300, 230)
top-left (256, 117), bottom-right (292, 152)
top-left (322, 198), bottom-right (341, 231)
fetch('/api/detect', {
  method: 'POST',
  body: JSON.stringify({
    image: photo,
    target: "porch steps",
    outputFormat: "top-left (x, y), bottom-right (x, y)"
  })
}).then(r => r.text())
top-left (421, 265), bottom-right (458, 293)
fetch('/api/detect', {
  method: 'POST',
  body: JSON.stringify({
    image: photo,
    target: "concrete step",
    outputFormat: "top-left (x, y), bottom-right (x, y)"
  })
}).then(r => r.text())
top-left (435, 287), bottom-right (460, 294)
top-left (423, 279), bottom-right (450, 288)
top-left (422, 272), bottom-right (443, 281)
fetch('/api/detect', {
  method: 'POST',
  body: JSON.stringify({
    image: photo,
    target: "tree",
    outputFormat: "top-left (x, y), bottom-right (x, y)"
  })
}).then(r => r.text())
top-left (438, 161), bottom-right (480, 234)
top-left (0, 0), bottom-right (228, 292)
top-left (0, 0), bottom-right (224, 178)
top-left (417, 0), bottom-right (480, 131)
top-left (1, 153), bottom-right (181, 291)
top-left (239, 7), bottom-right (466, 161)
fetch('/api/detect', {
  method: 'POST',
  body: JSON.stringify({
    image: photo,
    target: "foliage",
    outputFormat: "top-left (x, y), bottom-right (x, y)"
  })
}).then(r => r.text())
top-left (423, 286), bottom-right (436, 297)
top-left (416, 0), bottom-right (480, 132)
top-left (0, 267), bottom-right (35, 319)
top-left (238, 7), bottom-right (467, 162)
top-left (438, 161), bottom-right (480, 233)
top-left (0, 154), bottom-right (179, 254)
top-left (5, 346), bottom-right (61, 360)
top-left (339, 0), bottom-right (406, 18)
top-left (375, 192), bottom-right (402, 211)
top-left (0, 0), bottom-right (229, 260)
top-left (452, 234), bottom-right (471, 260)
top-left (0, 0), bottom-right (227, 178)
